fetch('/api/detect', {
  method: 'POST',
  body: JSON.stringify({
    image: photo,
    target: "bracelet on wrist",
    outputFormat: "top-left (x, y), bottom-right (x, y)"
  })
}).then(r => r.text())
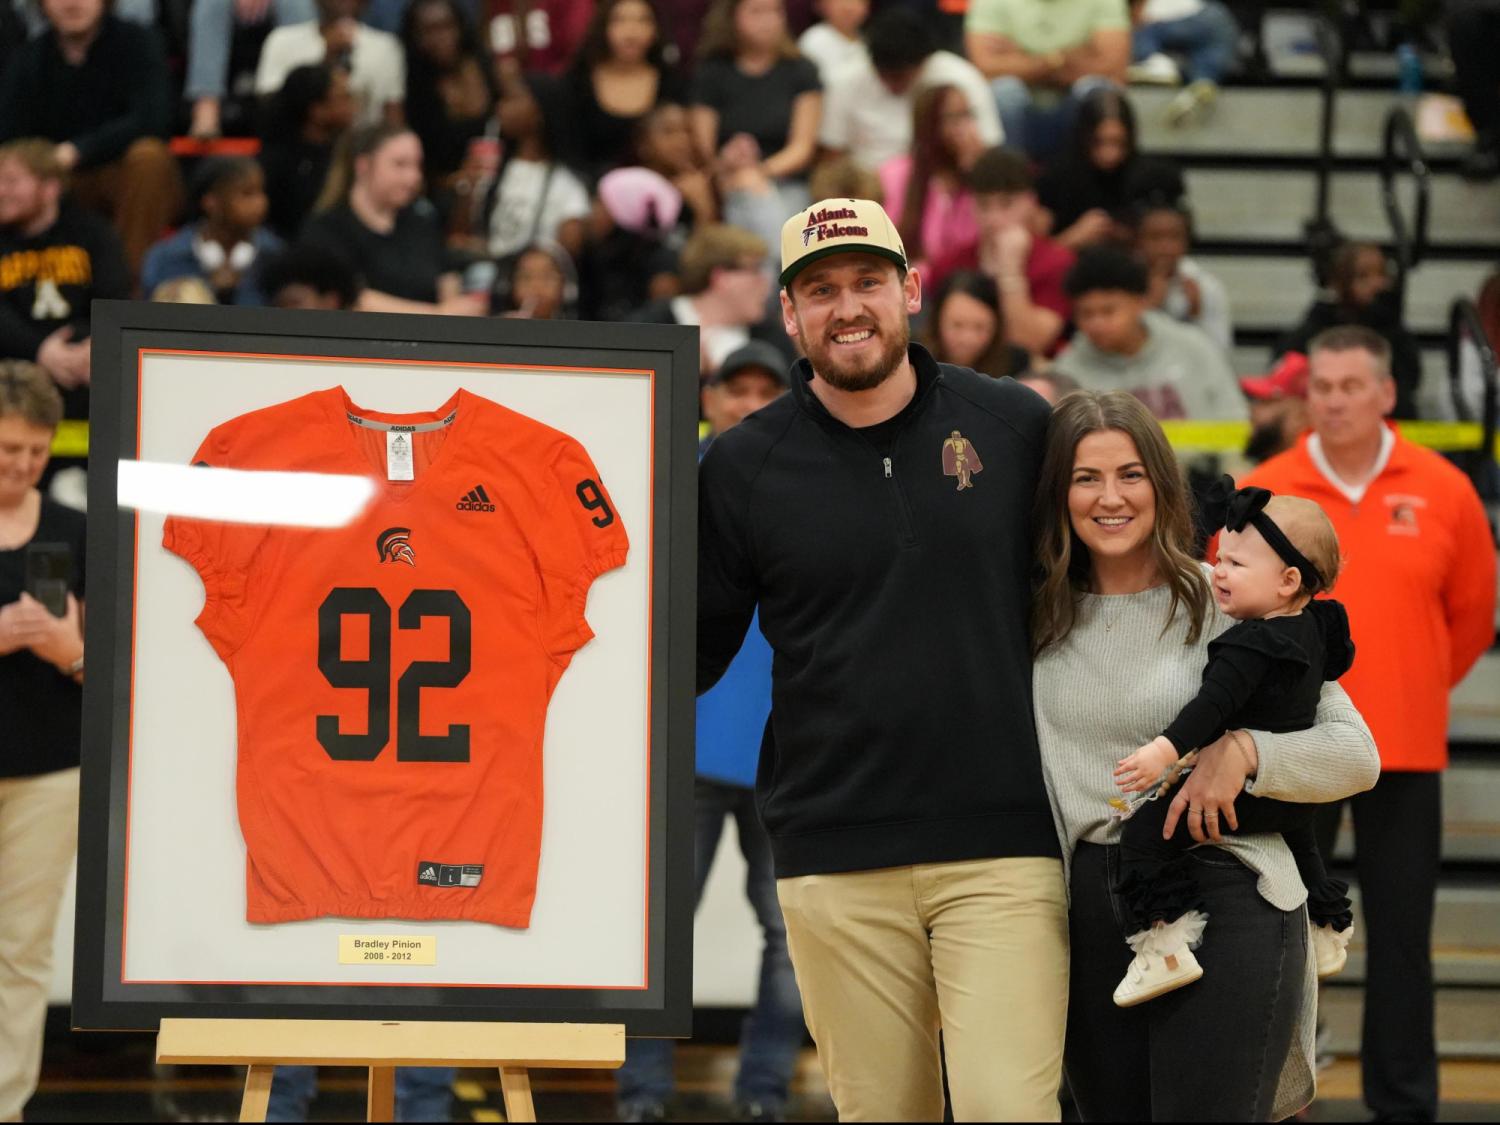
top-left (1229, 730), bottom-right (1257, 776)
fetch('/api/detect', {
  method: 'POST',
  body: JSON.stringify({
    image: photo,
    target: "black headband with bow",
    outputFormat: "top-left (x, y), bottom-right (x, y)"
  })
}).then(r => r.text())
top-left (1202, 475), bottom-right (1324, 594)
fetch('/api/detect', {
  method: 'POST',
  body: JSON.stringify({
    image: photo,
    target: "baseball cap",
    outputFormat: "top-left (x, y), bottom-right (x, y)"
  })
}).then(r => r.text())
top-left (779, 197), bottom-right (907, 288)
top-left (1239, 352), bottom-right (1309, 401)
top-left (709, 340), bottom-right (790, 387)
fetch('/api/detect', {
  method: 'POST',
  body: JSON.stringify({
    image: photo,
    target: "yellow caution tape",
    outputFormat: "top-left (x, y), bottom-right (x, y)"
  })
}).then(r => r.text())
top-left (50, 420), bottom-right (89, 458)
top-left (44, 419), bottom-right (1500, 462)
top-left (1161, 420), bottom-right (1500, 459)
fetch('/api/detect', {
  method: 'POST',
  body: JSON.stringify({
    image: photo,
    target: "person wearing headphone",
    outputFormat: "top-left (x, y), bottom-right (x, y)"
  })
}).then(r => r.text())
top-left (141, 157), bottom-right (285, 306)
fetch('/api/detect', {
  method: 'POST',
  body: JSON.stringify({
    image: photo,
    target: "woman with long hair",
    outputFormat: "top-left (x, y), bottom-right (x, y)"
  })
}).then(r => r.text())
top-left (923, 270), bottom-right (1029, 379)
top-left (1036, 88), bottom-right (1185, 251)
top-left (300, 123), bottom-right (486, 314)
top-left (399, 0), bottom-right (497, 191)
top-left (1031, 389), bottom-right (1379, 1121)
top-left (879, 84), bottom-right (985, 294)
top-left (258, 63), bottom-right (358, 240)
top-left (692, 0), bottom-right (821, 201)
top-left (558, 0), bottom-right (688, 181)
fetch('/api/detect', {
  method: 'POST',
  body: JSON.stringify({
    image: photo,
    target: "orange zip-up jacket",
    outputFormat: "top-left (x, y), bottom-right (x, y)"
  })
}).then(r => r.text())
top-left (1229, 429), bottom-right (1495, 772)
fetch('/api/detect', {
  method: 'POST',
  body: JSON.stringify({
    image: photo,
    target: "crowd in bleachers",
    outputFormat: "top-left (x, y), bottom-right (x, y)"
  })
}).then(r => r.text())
top-left (0, 0), bottom-right (1471, 501)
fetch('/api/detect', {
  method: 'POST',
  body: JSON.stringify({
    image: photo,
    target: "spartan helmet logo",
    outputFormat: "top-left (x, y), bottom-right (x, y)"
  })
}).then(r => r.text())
top-left (376, 526), bottom-right (416, 566)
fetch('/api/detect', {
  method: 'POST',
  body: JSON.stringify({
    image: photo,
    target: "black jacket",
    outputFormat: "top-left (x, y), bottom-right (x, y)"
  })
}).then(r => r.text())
top-left (0, 16), bottom-right (172, 168)
top-left (0, 201), bottom-right (131, 421)
top-left (698, 344), bottom-right (1061, 878)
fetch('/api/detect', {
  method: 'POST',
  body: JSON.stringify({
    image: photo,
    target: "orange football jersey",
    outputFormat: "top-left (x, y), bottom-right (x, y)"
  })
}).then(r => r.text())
top-left (162, 386), bottom-right (629, 927)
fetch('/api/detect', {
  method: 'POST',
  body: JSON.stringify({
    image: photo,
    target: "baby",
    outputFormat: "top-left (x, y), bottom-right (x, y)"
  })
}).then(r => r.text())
top-left (1110, 478), bottom-right (1356, 1007)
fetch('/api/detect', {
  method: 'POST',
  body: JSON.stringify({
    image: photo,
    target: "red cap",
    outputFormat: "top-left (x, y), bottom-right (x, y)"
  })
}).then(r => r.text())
top-left (1239, 351), bottom-right (1309, 401)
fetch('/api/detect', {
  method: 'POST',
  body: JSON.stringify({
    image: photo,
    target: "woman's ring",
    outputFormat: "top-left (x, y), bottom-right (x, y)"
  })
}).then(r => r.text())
top-left (1189, 806), bottom-right (1203, 815)
top-left (1204, 811), bottom-right (1220, 819)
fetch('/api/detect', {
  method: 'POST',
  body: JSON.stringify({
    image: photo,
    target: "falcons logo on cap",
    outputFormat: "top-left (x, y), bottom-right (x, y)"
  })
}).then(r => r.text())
top-left (377, 526), bottom-right (416, 566)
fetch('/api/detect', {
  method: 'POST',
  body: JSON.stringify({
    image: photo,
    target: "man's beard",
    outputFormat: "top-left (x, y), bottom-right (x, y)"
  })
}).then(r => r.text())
top-left (804, 319), bottom-right (911, 392)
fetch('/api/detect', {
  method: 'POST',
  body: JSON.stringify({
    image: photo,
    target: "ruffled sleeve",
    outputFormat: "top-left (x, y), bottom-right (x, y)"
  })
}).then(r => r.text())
top-left (1206, 618), bottom-right (1312, 672)
top-left (1306, 598), bottom-right (1356, 681)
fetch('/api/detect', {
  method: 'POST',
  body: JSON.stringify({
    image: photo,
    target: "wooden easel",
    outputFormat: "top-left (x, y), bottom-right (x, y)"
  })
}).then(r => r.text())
top-left (156, 1018), bottom-right (625, 1123)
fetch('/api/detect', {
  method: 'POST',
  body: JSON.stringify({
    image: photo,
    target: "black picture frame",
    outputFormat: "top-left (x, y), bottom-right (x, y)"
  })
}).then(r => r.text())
top-left (73, 301), bottom-right (698, 1036)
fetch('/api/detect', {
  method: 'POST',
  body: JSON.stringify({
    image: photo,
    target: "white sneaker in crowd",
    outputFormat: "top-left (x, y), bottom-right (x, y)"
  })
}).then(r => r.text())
top-left (1127, 52), bottom-right (1182, 86)
top-left (1164, 79), bottom-right (1219, 128)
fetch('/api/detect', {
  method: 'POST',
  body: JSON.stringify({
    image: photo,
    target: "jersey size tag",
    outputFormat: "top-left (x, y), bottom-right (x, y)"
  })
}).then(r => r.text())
top-left (386, 431), bottom-right (414, 481)
top-left (417, 861), bottom-right (483, 888)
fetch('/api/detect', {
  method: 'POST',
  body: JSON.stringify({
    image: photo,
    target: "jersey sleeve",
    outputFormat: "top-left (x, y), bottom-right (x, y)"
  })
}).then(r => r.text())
top-left (160, 425), bottom-right (273, 662)
top-left (532, 435), bottom-right (630, 664)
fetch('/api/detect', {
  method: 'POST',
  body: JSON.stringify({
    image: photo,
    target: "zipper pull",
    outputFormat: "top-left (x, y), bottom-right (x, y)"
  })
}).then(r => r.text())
top-left (883, 456), bottom-right (892, 479)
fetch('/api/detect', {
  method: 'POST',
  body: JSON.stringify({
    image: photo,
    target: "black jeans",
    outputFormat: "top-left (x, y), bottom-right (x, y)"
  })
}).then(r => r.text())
top-left (1066, 843), bottom-right (1308, 1122)
top-left (1120, 793), bottom-right (1351, 932)
top-left (1447, 0), bottom-right (1500, 143)
top-left (616, 779), bottom-right (804, 1110)
top-left (1315, 771), bottom-right (1442, 1123)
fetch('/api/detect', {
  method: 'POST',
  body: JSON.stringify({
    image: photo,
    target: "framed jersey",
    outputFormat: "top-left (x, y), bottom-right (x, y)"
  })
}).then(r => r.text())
top-left (73, 301), bottom-right (698, 1035)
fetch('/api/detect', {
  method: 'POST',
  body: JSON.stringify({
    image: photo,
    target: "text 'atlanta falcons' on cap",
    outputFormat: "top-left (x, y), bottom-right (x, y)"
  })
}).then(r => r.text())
top-left (779, 197), bottom-right (908, 289)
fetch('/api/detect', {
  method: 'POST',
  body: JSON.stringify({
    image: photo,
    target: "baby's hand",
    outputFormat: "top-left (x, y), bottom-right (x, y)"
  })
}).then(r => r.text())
top-left (1115, 736), bottom-right (1181, 793)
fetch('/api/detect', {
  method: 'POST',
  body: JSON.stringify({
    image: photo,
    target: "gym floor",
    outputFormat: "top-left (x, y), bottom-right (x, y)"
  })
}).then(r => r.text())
top-left (23, 1018), bottom-right (1500, 1122)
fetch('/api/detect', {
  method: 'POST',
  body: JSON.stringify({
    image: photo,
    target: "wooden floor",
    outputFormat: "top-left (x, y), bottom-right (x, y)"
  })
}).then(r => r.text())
top-left (24, 1038), bottom-right (1500, 1122)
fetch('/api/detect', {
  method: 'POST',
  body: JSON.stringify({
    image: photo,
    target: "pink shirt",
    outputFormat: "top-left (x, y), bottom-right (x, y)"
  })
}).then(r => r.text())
top-left (878, 156), bottom-right (980, 292)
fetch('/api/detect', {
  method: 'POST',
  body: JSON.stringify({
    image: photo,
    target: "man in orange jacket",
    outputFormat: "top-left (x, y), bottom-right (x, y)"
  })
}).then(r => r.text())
top-left (1240, 324), bottom-right (1497, 1123)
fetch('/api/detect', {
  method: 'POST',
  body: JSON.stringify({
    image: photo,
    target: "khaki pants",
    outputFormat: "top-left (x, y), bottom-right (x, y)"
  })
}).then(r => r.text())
top-left (777, 856), bottom-right (1068, 1122)
top-left (0, 768), bottom-right (80, 1123)
top-left (70, 137), bottom-right (185, 281)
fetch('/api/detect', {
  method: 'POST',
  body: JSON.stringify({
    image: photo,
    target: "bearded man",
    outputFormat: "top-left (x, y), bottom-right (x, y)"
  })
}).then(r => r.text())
top-left (696, 198), bottom-right (1068, 1122)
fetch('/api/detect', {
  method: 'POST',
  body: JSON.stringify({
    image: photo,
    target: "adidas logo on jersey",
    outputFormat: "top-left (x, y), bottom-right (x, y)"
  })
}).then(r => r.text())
top-left (456, 484), bottom-right (495, 512)
top-left (419, 866), bottom-right (438, 881)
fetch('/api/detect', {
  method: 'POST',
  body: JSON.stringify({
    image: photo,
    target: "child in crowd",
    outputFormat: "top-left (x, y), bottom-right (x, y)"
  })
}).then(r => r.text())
top-left (1133, 200), bottom-right (1231, 355)
top-left (1054, 247), bottom-right (1244, 420)
top-left (796, 0), bottom-right (867, 86)
top-left (1110, 479), bottom-right (1357, 1007)
top-left (1276, 241), bottom-right (1423, 419)
top-left (497, 239), bottom-right (577, 319)
top-left (141, 158), bottom-right (284, 306)
top-left (924, 270), bottom-right (1029, 379)
top-left (969, 146), bottom-right (1075, 356)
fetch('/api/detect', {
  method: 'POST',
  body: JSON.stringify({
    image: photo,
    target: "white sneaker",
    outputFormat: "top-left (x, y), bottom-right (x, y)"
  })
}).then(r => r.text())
top-left (1114, 911), bottom-right (1209, 1007)
top-left (1164, 79), bottom-right (1219, 128)
top-left (1128, 52), bottom-right (1182, 86)
top-left (1114, 945), bottom-right (1203, 1006)
top-left (1312, 923), bottom-right (1354, 979)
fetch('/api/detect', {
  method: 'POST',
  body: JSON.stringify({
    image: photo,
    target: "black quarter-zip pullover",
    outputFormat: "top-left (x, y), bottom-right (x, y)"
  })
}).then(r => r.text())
top-left (698, 344), bottom-right (1060, 878)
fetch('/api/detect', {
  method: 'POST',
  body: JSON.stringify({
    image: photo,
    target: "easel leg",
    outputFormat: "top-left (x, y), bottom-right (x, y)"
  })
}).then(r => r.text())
top-left (240, 1064), bottom-right (274, 1122)
top-left (367, 1066), bottom-right (396, 1122)
top-left (500, 1066), bottom-right (536, 1122)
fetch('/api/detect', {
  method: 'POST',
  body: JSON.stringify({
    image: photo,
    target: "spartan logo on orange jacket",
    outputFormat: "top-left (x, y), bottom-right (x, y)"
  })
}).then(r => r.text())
top-left (377, 526), bottom-right (416, 565)
top-left (941, 430), bottom-right (983, 491)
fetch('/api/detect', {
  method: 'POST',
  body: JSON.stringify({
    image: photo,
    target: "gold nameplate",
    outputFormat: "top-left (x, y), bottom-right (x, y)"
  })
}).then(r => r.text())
top-left (338, 935), bottom-right (436, 965)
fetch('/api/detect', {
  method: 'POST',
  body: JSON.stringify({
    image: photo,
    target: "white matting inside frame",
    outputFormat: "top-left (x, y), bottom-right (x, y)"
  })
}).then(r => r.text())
top-left (121, 351), bottom-right (653, 988)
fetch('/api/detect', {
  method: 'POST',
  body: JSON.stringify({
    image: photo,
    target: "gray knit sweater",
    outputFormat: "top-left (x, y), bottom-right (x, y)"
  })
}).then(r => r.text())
top-left (1033, 579), bottom-right (1381, 1120)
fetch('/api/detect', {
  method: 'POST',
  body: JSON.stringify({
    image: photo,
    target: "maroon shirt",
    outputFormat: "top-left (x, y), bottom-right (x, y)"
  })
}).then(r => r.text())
top-left (484, 0), bottom-right (592, 74)
top-left (1027, 234), bottom-right (1075, 323)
